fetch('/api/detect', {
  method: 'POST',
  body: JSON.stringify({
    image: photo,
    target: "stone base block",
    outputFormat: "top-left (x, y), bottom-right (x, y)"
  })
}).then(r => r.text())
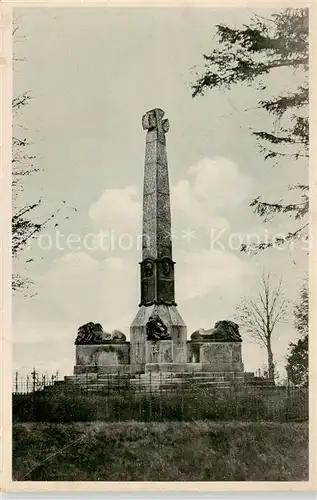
top-left (145, 363), bottom-right (195, 373)
top-left (201, 362), bottom-right (244, 372)
top-left (145, 362), bottom-right (244, 374)
top-left (144, 363), bottom-right (201, 373)
top-left (187, 341), bottom-right (243, 372)
top-left (73, 363), bottom-right (144, 375)
top-left (146, 340), bottom-right (172, 363)
top-left (130, 304), bottom-right (187, 364)
top-left (75, 342), bottom-right (130, 371)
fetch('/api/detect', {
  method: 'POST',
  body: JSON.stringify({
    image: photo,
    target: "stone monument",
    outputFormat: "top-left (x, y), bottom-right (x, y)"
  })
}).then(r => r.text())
top-left (72, 108), bottom-right (245, 381)
top-left (130, 108), bottom-right (187, 372)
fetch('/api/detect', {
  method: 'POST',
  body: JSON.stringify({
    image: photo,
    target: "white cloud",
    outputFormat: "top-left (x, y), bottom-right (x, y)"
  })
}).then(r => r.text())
top-left (189, 157), bottom-right (253, 207)
top-left (88, 157), bottom-right (251, 245)
top-left (89, 185), bottom-right (141, 234)
top-left (176, 248), bottom-right (256, 302)
top-left (171, 179), bottom-right (230, 232)
top-left (37, 252), bottom-right (137, 331)
top-left (53, 251), bottom-right (99, 272)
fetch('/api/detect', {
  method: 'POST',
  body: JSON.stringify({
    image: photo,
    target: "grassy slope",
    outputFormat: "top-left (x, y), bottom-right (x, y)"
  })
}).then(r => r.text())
top-left (13, 421), bottom-right (308, 481)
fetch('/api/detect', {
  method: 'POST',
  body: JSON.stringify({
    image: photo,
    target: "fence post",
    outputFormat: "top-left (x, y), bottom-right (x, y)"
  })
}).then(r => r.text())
top-left (96, 373), bottom-right (99, 419)
top-left (31, 368), bottom-right (36, 393)
top-left (105, 392), bottom-right (109, 421)
top-left (149, 371), bottom-right (152, 421)
top-left (138, 374), bottom-right (142, 421)
top-left (129, 377), bottom-right (132, 422)
top-left (181, 373), bottom-right (184, 421)
top-left (256, 392), bottom-right (260, 422)
top-left (31, 368), bottom-right (37, 421)
top-left (159, 371), bottom-right (162, 421)
top-left (230, 386), bottom-right (240, 420)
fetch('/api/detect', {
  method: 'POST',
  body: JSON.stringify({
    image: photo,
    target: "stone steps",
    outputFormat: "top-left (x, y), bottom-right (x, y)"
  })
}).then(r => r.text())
top-left (48, 380), bottom-right (233, 393)
top-left (65, 374), bottom-right (135, 382)
top-left (43, 376), bottom-right (273, 394)
top-left (137, 376), bottom-right (227, 382)
top-left (56, 379), bottom-right (232, 388)
top-left (141, 375), bottom-right (239, 379)
top-left (42, 370), bottom-right (252, 393)
top-left (73, 376), bottom-right (233, 383)
top-left (64, 373), bottom-right (244, 384)
top-left (136, 375), bottom-right (245, 385)
top-left (140, 373), bottom-right (228, 379)
top-left (54, 384), bottom-right (232, 394)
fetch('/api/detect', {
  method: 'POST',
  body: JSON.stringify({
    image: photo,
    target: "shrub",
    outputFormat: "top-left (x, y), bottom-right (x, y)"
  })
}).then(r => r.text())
top-left (280, 389), bottom-right (308, 421)
top-left (12, 386), bottom-right (308, 423)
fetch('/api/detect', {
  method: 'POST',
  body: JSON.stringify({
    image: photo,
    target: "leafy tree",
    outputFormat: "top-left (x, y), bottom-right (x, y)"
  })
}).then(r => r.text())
top-left (236, 272), bottom-right (288, 383)
top-left (191, 8), bottom-right (309, 251)
top-left (286, 280), bottom-right (308, 386)
top-left (294, 277), bottom-right (309, 336)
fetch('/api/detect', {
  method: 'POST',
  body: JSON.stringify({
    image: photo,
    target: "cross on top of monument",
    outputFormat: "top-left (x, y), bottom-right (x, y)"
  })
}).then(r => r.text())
top-left (142, 108), bottom-right (169, 134)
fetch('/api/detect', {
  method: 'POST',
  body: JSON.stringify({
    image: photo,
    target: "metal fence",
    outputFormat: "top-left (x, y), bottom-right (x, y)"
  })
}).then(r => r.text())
top-left (13, 369), bottom-right (59, 394)
top-left (12, 369), bottom-right (309, 423)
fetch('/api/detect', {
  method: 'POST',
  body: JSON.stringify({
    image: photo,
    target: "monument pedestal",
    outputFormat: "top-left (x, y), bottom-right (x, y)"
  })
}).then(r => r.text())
top-left (130, 304), bottom-right (187, 366)
top-left (187, 341), bottom-right (244, 372)
top-left (74, 342), bottom-right (131, 374)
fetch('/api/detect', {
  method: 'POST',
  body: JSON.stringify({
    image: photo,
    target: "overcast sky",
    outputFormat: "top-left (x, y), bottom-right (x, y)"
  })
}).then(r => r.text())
top-left (13, 7), bottom-right (308, 379)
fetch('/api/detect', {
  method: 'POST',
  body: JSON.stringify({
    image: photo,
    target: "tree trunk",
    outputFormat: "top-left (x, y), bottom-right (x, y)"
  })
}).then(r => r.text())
top-left (267, 337), bottom-right (275, 384)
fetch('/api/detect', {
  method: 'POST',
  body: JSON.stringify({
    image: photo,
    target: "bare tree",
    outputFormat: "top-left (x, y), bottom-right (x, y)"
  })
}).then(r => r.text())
top-left (12, 25), bottom-right (51, 292)
top-left (236, 272), bottom-right (288, 383)
top-left (12, 89), bottom-right (64, 292)
top-left (12, 26), bottom-right (73, 293)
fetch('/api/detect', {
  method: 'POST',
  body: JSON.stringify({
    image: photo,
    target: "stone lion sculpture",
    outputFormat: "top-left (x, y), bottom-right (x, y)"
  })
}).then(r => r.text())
top-left (110, 329), bottom-right (126, 341)
top-left (191, 320), bottom-right (241, 342)
top-left (146, 314), bottom-right (171, 341)
top-left (75, 322), bottom-right (105, 344)
top-left (75, 323), bottom-right (126, 344)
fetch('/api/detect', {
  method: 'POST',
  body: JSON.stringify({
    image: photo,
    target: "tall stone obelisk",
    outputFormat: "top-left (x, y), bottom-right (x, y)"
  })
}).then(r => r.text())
top-left (140, 108), bottom-right (175, 307)
top-left (130, 109), bottom-right (187, 370)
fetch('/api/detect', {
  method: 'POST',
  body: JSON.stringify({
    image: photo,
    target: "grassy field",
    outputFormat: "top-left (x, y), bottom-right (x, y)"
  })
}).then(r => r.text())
top-left (13, 421), bottom-right (308, 481)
